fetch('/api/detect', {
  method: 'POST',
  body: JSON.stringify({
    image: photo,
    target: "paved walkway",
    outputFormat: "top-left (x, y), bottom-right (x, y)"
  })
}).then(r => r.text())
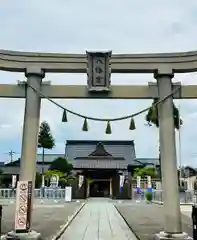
top-left (181, 205), bottom-right (192, 217)
top-left (60, 198), bottom-right (137, 240)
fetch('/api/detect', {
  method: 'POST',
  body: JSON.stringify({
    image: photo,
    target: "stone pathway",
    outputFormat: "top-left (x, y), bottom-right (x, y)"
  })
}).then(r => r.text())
top-left (60, 198), bottom-right (137, 240)
top-left (181, 205), bottom-right (192, 218)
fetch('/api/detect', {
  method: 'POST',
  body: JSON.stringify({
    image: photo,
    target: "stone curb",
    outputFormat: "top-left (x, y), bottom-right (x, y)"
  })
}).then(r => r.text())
top-left (51, 201), bottom-right (86, 240)
top-left (152, 201), bottom-right (193, 206)
top-left (114, 205), bottom-right (139, 240)
top-left (0, 201), bottom-right (86, 240)
top-left (152, 201), bottom-right (163, 205)
top-left (0, 235), bottom-right (6, 240)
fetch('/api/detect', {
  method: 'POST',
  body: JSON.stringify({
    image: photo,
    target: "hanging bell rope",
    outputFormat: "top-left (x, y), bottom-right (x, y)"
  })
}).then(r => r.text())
top-left (129, 118), bottom-right (136, 130)
top-left (27, 83), bottom-right (181, 124)
top-left (150, 106), bottom-right (157, 121)
top-left (82, 118), bottom-right (88, 132)
top-left (62, 109), bottom-right (68, 122)
top-left (105, 121), bottom-right (112, 134)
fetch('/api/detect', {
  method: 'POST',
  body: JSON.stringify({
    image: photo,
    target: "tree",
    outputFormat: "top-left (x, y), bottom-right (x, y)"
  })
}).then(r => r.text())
top-left (38, 121), bottom-right (55, 174)
top-left (49, 157), bottom-right (73, 176)
top-left (134, 167), bottom-right (157, 178)
top-left (145, 98), bottom-right (182, 179)
top-left (145, 98), bottom-right (182, 129)
top-left (44, 169), bottom-right (65, 181)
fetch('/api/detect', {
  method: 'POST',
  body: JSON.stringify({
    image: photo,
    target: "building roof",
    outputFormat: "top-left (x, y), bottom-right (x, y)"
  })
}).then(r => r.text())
top-left (72, 160), bottom-right (128, 170)
top-left (72, 142), bottom-right (128, 169)
top-left (75, 142), bottom-right (125, 161)
top-left (66, 140), bottom-right (134, 146)
top-left (133, 158), bottom-right (160, 166)
top-left (65, 140), bottom-right (136, 168)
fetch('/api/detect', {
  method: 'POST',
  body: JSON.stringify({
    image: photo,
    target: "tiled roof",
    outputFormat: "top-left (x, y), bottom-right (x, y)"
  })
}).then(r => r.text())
top-left (66, 140), bottom-right (134, 145)
top-left (72, 160), bottom-right (128, 169)
top-left (65, 140), bottom-right (136, 164)
top-left (133, 158), bottom-right (160, 166)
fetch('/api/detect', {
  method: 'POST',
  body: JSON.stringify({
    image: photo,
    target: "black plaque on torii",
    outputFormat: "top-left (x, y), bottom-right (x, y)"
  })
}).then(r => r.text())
top-left (86, 51), bottom-right (112, 92)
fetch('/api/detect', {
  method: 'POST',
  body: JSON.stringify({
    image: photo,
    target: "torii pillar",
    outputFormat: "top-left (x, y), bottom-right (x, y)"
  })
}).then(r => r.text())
top-left (154, 70), bottom-right (189, 240)
top-left (10, 67), bottom-right (45, 239)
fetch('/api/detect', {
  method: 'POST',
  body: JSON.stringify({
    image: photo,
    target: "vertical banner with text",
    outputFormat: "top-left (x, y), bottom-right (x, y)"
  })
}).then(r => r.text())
top-left (65, 186), bottom-right (72, 202)
top-left (78, 175), bottom-right (84, 189)
top-left (147, 176), bottom-right (152, 193)
top-left (42, 175), bottom-right (45, 188)
top-left (119, 175), bottom-right (125, 193)
top-left (14, 181), bottom-right (32, 233)
top-left (136, 176), bottom-right (141, 194)
top-left (12, 175), bottom-right (17, 188)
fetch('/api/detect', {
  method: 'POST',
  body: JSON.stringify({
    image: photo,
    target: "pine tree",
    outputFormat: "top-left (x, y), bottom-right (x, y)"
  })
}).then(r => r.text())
top-left (38, 121), bottom-right (55, 174)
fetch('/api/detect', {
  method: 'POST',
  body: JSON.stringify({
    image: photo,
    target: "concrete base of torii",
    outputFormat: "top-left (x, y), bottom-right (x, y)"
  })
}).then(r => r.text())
top-left (5, 230), bottom-right (41, 240)
top-left (154, 231), bottom-right (192, 240)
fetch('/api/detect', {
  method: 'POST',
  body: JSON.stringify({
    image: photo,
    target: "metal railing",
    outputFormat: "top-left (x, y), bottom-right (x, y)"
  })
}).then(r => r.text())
top-left (152, 190), bottom-right (195, 203)
top-left (0, 188), bottom-right (66, 199)
top-left (0, 188), bottom-right (195, 203)
top-left (132, 189), bottom-right (195, 203)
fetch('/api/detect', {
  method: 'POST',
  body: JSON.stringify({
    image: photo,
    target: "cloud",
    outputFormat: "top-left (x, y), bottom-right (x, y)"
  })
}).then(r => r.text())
top-left (1, 0), bottom-right (197, 166)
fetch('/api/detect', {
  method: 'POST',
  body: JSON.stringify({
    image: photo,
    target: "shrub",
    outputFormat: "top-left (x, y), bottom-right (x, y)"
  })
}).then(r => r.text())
top-left (145, 191), bottom-right (153, 201)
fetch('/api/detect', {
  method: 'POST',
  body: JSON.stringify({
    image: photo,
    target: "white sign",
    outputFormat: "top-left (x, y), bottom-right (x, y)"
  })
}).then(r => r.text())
top-left (42, 175), bottom-right (45, 187)
top-left (78, 175), bottom-right (84, 188)
top-left (15, 181), bottom-right (32, 231)
top-left (137, 176), bottom-right (141, 188)
top-left (50, 174), bottom-right (59, 187)
top-left (119, 175), bottom-right (125, 188)
top-left (65, 186), bottom-right (72, 202)
top-left (156, 182), bottom-right (162, 190)
top-left (147, 176), bottom-right (152, 188)
top-left (12, 175), bottom-right (17, 188)
top-left (86, 51), bottom-right (111, 92)
top-left (187, 178), bottom-right (193, 191)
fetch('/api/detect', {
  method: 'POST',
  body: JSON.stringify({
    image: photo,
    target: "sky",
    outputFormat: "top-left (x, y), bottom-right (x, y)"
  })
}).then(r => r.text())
top-left (1, 0), bottom-right (197, 166)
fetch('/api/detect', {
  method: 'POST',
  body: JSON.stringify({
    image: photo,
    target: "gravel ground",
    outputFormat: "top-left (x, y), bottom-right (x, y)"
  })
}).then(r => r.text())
top-left (115, 202), bottom-right (193, 240)
top-left (1, 201), bottom-right (83, 240)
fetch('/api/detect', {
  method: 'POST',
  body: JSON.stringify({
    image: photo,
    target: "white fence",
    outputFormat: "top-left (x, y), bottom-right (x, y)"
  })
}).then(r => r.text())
top-left (151, 189), bottom-right (195, 203)
top-left (0, 188), bottom-right (195, 203)
top-left (0, 188), bottom-right (66, 199)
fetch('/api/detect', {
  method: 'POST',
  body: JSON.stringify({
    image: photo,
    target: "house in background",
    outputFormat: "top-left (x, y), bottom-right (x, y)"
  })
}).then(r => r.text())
top-left (177, 166), bottom-right (197, 191)
top-left (133, 158), bottom-right (160, 168)
top-left (0, 154), bottom-right (65, 176)
top-left (180, 166), bottom-right (197, 178)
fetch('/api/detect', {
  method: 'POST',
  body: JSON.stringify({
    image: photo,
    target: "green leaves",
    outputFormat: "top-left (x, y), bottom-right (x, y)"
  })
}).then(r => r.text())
top-left (49, 157), bottom-right (73, 175)
top-left (145, 99), bottom-right (182, 129)
top-left (134, 167), bottom-right (157, 178)
top-left (38, 121), bottom-right (55, 149)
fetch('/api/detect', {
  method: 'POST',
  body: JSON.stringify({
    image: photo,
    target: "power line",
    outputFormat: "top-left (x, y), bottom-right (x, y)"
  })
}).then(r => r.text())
top-left (4, 150), bottom-right (18, 163)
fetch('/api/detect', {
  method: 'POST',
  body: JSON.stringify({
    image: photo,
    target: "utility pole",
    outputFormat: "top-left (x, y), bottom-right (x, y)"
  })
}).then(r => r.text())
top-left (5, 150), bottom-right (16, 163)
top-left (178, 104), bottom-right (182, 182)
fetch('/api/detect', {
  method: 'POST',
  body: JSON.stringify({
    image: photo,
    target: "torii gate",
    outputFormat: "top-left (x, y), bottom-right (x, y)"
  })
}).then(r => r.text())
top-left (0, 49), bottom-right (195, 239)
